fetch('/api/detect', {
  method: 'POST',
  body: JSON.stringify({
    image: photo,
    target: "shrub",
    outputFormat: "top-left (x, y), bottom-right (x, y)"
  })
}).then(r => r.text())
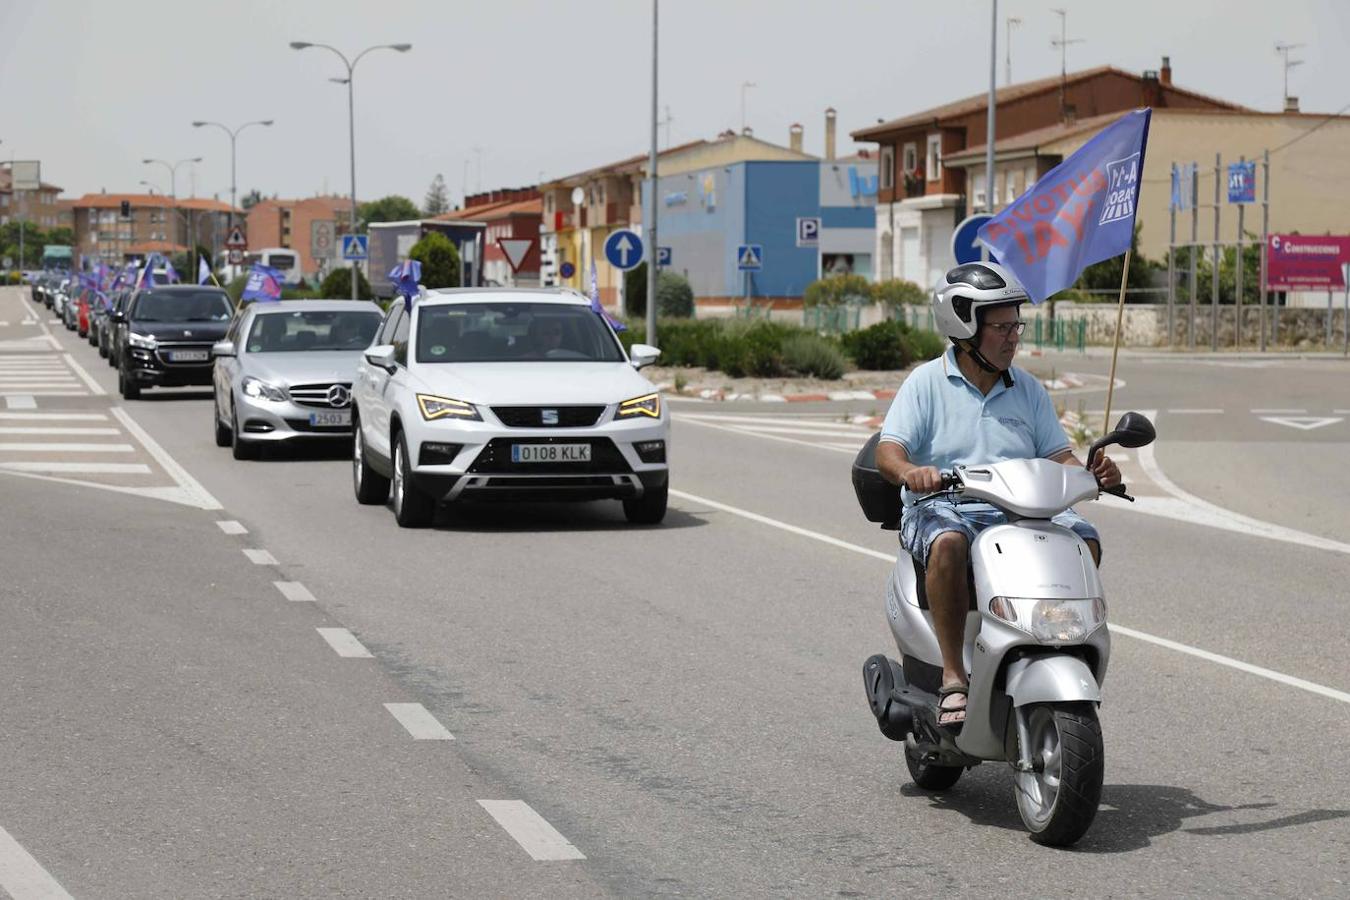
top-left (840, 319), bottom-right (946, 370)
top-left (803, 273), bottom-right (872, 308)
top-left (624, 268), bottom-right (695, 319)
top-left (619, 318), bottom-right (818, 378)
top-left (780, 333), bottom-right (847, 380)
top-left (408, 232), bottom-right (461, 289)
top-left (871, 278), bottom-right (927, 308)
top-left (903, 327), bottom-right (947, 362)
top-left (318, 266), bottom-right (374, 300)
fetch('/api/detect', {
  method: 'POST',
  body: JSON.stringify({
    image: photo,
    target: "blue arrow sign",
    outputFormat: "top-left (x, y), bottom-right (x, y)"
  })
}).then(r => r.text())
top-left (341, 235), bottom-right (369, 260)
top-left (950, 214), bottom-right (997, 266)
top-left (736, 244), bottom-right (763, 271)
top-left (657, 246), bottom-right (672, 267)
top-left (604, 229), bottom-right (643, 271)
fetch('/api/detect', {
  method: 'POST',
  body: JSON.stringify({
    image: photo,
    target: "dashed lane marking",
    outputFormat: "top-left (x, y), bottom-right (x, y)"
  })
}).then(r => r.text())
top-left (477, 800), bottom-right (586, 861)
top-left (0, 821), bottom-right (73, 899)
top-left (0, 412), bottom-right (106, 421)
top-left (316, 627), bottom-right (373, 658)
top-left (0, 427), bottom-right (121, 436)
top-left (1167, 408), bottom-right (1224, 414)
top-left (0, 462), bottom-right (151, 474)
top-left (216, 520), bottom-right (248, 535)
top-left (1250, 408), bottom-right (1306, 414)
top-left (384, 703), bottom-right (455, 741)
top-left (273, 581), bottom-right (315, 602)
top-left (0, 442), bottom-right (133, 452)
top-left (243, 548), bottom-right (278, 565)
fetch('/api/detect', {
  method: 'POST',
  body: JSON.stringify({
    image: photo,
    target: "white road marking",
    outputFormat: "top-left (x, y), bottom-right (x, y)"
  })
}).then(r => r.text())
top-left (0, 412), bottom-right (107, 421)
top-left (1250, 408), bottom-right (1306, 413)
top-left (62, 352), bottom-right (105, 396)
top-left (243, 548), bottom-right (278, 565)
top-left (273, 580), bottom-right (315, 602)
top-left (0, 379), bottom-right (80, 386)
top-left (384, 702), bottom-right (455, 740)
top-left (1335, 409), bottom-right (1350, 415)
top-left (216, 520), bottom-right (248, 535)
top-left (1258, 415), bottom-right (1342, 431)
top-left (478, 800), bottom-right (585, 861)
top-left (4, 396), bottom-right (36, 409)
top-left (679, 413), bottom-right (871, 429)
top-left (0, 822), bottom-right (74, 899)
top-left (0, 392), bottom-right (88, 398)
top-left (0, 427), bottom-right (120, 436)
top-left (706, 424), bottom-right (873, 439)
top-left (0, 462), bottom-right (151, 474)
top-left (1167, 408), bottom-right (1224, 414)
top-left (677, 416), bottom-right (856, 455)
top-left (0, 442), bottom-right (133, 452)
top-left (110, 407), bottom-right (222, 510)
top-left (669, 487), bottom-right (1350, 705)
top-left (316, 627), bottom-right (373, 658)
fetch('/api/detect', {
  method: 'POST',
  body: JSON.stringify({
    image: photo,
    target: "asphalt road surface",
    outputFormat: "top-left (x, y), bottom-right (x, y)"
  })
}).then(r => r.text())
top-left (2, 285), bottom-right (1347, 898)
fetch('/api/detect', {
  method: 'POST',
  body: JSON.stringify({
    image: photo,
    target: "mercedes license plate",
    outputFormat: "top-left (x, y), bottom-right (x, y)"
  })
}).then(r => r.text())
top-left (170, 349), bottom-right (209, 362)
top-left (511, 443), bottom-right (591, 463)
top-left (309, 410), bottom-right (352, 427)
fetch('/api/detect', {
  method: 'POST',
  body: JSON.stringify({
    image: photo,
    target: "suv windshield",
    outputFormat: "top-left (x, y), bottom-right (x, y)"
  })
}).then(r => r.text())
top-left (415, 303), bottom-right (626, 363)
top-left (247, 310), bottom-right (382, 352)
top-left (132, 291), bottom-right (233, 323)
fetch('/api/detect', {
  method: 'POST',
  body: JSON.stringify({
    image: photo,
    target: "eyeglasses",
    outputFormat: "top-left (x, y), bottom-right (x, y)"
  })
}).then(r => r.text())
top-left (986, 321), bottom-right (1027, 337)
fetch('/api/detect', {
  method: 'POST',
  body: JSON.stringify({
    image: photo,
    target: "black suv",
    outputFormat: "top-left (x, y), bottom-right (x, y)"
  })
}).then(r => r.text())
top-left (115, 285), bottom-right (234, 399)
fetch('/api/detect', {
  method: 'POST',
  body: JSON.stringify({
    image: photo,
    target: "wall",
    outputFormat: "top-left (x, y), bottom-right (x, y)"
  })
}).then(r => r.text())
top-left (744, 162), bottom-right (821, 299)
top-left (648, 165), bottom-right (745, 297)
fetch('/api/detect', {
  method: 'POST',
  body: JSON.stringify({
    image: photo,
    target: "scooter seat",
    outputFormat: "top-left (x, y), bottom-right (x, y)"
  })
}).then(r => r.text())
top-left (911, 555), bottom-right (978, 612)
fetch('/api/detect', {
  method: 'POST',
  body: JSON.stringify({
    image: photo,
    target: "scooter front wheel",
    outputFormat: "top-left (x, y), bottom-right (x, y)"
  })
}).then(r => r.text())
top-left (1013, 702), bottom-right (1103, 847)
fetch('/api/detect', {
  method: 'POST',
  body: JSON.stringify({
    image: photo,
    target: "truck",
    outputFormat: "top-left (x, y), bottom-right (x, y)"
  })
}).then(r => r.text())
top-left (366, 219), bottom-right (488, 299)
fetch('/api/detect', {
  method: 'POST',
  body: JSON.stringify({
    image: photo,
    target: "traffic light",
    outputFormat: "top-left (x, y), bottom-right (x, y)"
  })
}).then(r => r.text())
top-left (120, 200), bottom-right (131, 218)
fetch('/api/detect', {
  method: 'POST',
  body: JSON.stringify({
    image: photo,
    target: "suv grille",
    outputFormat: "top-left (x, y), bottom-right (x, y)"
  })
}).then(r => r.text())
top-left (468, 437), bottom-right (631, 474)
top-left (492, 405), bottom-right (605, 428)
top-left (289, 382), bottom-right (353, 409)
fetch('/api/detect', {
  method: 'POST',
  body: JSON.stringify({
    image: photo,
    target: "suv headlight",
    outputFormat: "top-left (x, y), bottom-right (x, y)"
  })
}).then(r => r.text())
top-left (241, 375), bottom-right (287, 402)
top-left (616, 392), bottom-right (661, 419)
top-left (128, 332), bottom-right (158, 349)
top-left (416, 393), bottom-right (481, 421)
top-left (988, 596), bottom-right (1106, 643)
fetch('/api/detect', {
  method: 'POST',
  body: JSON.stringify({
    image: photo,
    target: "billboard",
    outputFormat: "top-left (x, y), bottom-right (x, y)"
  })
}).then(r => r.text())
top-left (9, 160), bottom-right (40, 191)
top-left (1266, 234), bottom-right (1350, 291)
top-left (1227, 161), bottom-right (1256, 204)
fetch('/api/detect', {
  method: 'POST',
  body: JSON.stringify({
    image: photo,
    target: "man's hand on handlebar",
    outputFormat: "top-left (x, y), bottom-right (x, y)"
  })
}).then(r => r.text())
top-left (1089, 449), bottom-right (1121, 488)
top-left (902, 466), bottom-right (946, 494)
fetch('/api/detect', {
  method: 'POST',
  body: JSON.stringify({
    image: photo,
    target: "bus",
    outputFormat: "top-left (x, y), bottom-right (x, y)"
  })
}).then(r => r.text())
top-left (41, 245), bottom-right (73, 270)
top-left (218, 248), bottom-right (303, 287)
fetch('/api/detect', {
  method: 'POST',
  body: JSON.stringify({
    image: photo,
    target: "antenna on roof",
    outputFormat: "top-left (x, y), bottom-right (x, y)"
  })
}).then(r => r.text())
top-left (1275, 42), bottom-right (1305, 108)
top-left (1051, 9), bottom-right (1084, 121)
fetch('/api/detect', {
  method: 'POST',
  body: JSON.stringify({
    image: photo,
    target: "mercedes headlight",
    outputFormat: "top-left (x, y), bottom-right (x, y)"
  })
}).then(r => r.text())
top-left (988, 596), bottom-right (1106, 643)
top-left (241, 375), bottom-right (287, 402)
top-left (416, 393), bottom-right (481, 421)
top-left (127, 332), bottom-right (158, 349)
top-left (616, 392), bottom-right (661, 419)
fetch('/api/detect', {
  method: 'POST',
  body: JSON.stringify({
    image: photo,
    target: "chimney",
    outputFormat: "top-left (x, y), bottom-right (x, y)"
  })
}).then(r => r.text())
top-left (741, 126), bottom-right (754, 137)
top-left (825, 107), bottom-right (837, 161)
top-left (1160, 55), bottom-right (1172, 86)
top-left (1141, 70), bottom-right (1162, 108)
top-left (789, 123), bottom-right (804, 153)
top-left (1284, 95), bottom-right (1300, 113)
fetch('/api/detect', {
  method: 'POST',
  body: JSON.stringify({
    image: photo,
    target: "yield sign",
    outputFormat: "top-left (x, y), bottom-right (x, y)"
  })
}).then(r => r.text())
top-left (225, 225), bottom-right (247, 248)
top-left (497, 238), bottom-right (534, 273)
top-left (1258, 416), bottom-right (1343, 431)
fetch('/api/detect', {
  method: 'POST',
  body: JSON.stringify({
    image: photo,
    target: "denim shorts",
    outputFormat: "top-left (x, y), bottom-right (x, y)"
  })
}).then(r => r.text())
top-left (900, 500), bottom-right (1101, 567)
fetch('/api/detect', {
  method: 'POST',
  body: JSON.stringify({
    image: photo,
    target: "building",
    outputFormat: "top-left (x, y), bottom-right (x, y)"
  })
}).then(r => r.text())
top-left (852, 60), bottom-right (1242, 289)
top-left (245, 196), bottom-right (353, 280)
top-left (69, 193), bottom-right (237, 269)
top-left (436, 188), bottom-right (543, 286)
top-left (0, 164), bottom-right (65, 229)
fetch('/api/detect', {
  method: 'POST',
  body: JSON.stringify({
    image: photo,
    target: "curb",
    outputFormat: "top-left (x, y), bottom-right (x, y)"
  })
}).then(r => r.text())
top-left (666, 387), bottom-right (897, 404)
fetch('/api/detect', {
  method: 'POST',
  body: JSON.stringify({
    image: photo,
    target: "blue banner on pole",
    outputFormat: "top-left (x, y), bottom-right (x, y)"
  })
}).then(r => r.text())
top-left (1227, 161), bottom-right (1256, 204)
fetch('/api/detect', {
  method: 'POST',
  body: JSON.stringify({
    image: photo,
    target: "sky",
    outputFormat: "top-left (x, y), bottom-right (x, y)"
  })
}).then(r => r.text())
top-left (2, 0), bottom-right (1347, 209)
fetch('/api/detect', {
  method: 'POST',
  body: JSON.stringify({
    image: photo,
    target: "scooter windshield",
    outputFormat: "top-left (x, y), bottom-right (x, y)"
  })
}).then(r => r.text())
top-left (955, 459), bottom-right (1098, 518)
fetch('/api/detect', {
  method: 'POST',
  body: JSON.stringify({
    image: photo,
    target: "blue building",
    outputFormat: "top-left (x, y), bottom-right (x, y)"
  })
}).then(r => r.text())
top-left (646, 156), bottom-right (877, 304)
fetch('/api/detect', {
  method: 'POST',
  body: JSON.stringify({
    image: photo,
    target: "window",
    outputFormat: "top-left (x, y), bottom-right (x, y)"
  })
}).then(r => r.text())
top-left (376, 305), bottom-right (404, 345)
top-left (0, 195), bottom-right (8, 208)
top-left (414, 303), bottom-right (626, 364)
top-left (972, 172), bottom-right (986, 208)
top-left (903, 142), bottom-right (918, 175)
top-left (1006, 170), bottom-right (1018, 204)
top-left (1024, 163), bottom-right (1037, 192)
top-left (926, 134), bottom-right (942, 181)
top-left (879, 147), bottom-right (895, 190)
top-left (245, 310), bottom-right (382, 353)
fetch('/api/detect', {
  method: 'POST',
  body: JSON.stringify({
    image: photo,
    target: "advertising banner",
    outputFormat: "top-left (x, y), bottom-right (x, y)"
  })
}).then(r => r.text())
top-left (1227, 161), bottom-right (1256, 204)
top-left (1266, 234), bottom-right (1350, 291)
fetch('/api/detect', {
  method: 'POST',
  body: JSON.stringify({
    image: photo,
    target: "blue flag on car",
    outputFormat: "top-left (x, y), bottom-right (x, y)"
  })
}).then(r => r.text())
top-left (241, 264), bottom-right (284, 302)
top-left (163, 258), bottom-right (180, 284)
top-left (587, 258), bottom-right (627, 332)
top-left (198, 255), bottom-right (212, 285)
top-left (388, 259), bottom-right (422, 310)
top-left (976, 108), bottom-right (1152, 303)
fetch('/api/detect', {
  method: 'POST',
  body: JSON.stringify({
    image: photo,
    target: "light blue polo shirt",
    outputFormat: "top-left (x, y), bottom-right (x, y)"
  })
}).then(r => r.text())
top-left (880, 345), bottom-right (1070, 472)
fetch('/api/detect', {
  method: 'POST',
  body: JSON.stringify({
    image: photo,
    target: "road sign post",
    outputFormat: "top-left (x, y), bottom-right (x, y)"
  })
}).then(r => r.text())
top-left (737, 244), bottom-right (763, 301)
top-left (657, 246), bottom-right (672, 268)
top-left (951, 213), bottom-right (994, 265)
top-left (603, 229), bottom-right (644, 271)
top-left (796, 217), bottom-right (821, 248)
top-left (342, 235), bottom-right (369, 260)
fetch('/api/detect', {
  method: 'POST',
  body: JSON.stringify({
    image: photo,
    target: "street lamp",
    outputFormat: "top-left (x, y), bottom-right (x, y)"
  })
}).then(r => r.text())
top-left (192, 119), bottom-right (273, 233)
top-left (143, 157), bottom-right (202, 255)
top-left (291, 40), bottom-right (412, 299)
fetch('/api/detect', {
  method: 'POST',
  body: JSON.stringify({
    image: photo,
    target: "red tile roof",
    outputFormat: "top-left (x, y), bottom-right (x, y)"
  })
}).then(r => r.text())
top-left (72, 193), bottom-right (237, 213)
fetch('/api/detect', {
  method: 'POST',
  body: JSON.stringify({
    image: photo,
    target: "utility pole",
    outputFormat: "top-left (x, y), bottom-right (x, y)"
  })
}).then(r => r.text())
top-left (647, 0), bottom-right (659, 345)
top-left (1005, 16), bottom-right (1021, 86)
top-left (985, 0), bottom-right (997, 223)
top-left (1275, 42), bottom-right (1305, 106)
top-left (1260, 149), bottom-right (1270, 350)
top-left (1050, 9), bottom-right (1083, 121)
top-left (1211, 153), bottom-right (1221, 352)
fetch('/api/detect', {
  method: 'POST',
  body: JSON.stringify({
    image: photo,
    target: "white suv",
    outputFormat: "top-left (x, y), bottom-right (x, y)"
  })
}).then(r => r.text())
top-left (351, 288), bottom-right (669, 527)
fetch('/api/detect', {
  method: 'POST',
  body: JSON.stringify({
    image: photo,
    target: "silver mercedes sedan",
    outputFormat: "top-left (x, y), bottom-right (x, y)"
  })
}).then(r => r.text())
top-left (210, 299), bottom-right (385, 460)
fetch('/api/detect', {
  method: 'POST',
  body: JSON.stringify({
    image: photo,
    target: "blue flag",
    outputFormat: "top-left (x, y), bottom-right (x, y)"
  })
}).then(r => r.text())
top-left (388, 259), bottom-right (422, 311)
top-left (164, 258), bottom-right (180, 284)
top-left (977, 108), bottom-right (1151, 303)
top-left (587, 258), bottom-right (627, 332)
top-left (241, 264), bottom-right (284, 302)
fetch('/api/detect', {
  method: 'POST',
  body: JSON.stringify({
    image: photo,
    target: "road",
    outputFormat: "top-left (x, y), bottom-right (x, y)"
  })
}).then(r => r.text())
top-left (1, 285), bottom-right (1347, 898)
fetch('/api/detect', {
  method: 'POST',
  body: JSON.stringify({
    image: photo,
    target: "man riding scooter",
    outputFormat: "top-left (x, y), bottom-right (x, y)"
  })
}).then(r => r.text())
top-left (873, 262), bottom-right (1121, 732)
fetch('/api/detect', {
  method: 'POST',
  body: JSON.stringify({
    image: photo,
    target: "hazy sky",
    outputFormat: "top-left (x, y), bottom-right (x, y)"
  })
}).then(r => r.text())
top-left (3, 0), bottom-right (1347, 208)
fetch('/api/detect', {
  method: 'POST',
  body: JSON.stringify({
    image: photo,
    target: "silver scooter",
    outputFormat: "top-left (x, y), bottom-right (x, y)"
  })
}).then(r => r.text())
top-left (853, 412), bottom-right (1156, 846)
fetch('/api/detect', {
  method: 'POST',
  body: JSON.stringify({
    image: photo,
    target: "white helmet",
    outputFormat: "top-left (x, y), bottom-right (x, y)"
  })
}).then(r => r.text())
top-left (932, 262), bottom-right (1029, 341)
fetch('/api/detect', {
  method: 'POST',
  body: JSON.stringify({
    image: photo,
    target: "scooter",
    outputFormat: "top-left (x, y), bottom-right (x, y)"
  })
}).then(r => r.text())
top-left (853, 412), bottom-right (1156, 847)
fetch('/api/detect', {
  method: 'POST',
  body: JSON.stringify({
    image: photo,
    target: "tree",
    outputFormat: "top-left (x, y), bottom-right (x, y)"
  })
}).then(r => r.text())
top-left (357, 195), bottom-right (421, 232)
top-left (319, 266), bottom-right (374, 300)
top-left (240, 189), bottom-right (263, 211)
top-left (423, 174), bottom-right (450, 216)
top-left (408, 232), bottom-right (461, 289)
top-left (1072, 222), bottom-right (1156, 295)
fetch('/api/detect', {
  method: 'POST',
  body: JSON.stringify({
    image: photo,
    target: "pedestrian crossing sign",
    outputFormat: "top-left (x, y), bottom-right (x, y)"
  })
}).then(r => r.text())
top-left (737, 244), bottom-right (763, 271)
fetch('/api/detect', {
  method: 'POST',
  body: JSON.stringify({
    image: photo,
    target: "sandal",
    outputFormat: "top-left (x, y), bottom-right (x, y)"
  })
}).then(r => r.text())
top-left (937, 684), bottom-right (968, 734)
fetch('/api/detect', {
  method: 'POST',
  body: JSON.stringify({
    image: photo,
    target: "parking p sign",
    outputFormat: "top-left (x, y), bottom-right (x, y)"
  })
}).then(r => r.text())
top-left (796, 217), bottom-right (821, 248)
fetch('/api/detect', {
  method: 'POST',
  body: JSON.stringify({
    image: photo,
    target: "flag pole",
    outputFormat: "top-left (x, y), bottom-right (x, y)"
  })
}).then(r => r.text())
top-left (1102, 248), bottom-right (1132, 438)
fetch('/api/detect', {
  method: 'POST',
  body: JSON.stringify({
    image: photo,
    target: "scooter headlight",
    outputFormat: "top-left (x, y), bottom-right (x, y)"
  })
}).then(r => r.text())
top-left (989, 597), bottom-right (1106, 643)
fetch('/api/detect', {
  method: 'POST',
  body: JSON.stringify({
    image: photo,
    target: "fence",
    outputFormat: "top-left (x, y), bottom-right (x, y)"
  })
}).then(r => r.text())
top-left (802, 304), bottom-right (862, 334)
top-left (891, 303), bottom-right (1087, 352)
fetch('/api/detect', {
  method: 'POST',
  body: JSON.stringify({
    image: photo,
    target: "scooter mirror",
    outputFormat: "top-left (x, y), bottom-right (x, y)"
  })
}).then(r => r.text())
top-left (1110, 412), bottom-right (1156, 448)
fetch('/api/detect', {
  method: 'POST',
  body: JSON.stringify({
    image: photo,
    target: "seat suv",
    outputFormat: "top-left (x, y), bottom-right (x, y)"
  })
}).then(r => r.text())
top-left (351, 288), bottom-right (669, 527)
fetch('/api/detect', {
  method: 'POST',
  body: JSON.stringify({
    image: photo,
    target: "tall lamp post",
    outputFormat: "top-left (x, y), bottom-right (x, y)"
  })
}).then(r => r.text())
top-left (143, 157), bottom-right (202, 261)
top-left (290, 40), bottom-right (412, 299)
top-left (191, 119), bottom-right (273, 234)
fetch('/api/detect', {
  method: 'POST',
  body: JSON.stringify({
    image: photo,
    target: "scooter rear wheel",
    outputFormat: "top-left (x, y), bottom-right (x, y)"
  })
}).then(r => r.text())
top-left (904, 745), bottom-right (963, 791)
top-left (1013, 702), bottom-right (1103, 847)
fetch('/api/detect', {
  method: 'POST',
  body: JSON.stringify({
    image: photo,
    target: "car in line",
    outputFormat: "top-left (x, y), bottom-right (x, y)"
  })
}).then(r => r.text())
top-left (210, 299), bottom-right (384, 460)
top-left (351, 287), bottom-right (669, 527)
top-left (102, 290), bottom-right (133, 363)
top-left (113, 285), bottom-right (234, 400)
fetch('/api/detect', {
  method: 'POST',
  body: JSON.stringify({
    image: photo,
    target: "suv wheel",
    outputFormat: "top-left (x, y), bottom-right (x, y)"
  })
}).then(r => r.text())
top-left (117, 364), bottom-right (140, 400)
top-left (391, 431), bottom-right (435, 528)
top-left (352, 414), bottom-right (390, 505)
top-left (623, 481), bottom-right (669, 525)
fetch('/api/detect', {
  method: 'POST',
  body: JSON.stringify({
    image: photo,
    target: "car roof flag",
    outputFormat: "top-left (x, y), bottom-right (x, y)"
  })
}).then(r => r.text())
top-left (241, 264), bottom-right (284, 302)
top-left (588, 258), bottom-right (626, 332)
top-left (198, 255), bottom-right (212, 285)
top-left (388, 259), bottom-right (422, 311)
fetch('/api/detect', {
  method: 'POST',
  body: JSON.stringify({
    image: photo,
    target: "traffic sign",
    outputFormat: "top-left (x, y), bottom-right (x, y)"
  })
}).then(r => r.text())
top-left (736, 244), bottom-right (763, 271)
top-left (604, 229), bottom-right (643, 271)
top-left (227, 249), bottom-right (243, 265)
top-left (2, 256), bottom-right (11, 269)
top-left (342, 235), bottom-right (369, 261)
top-left (657, 246), bottom-right (672, 267)
top-left (497, 238), bottom-right (534, 273)
top-left (559, 261), bottom-right (576, 279)
top-left (225, 225), bottom-right (247, 249)
top-left (951, 213), bottom-right (997, 265)
top-left (796, 217), bottom-right (821, 248)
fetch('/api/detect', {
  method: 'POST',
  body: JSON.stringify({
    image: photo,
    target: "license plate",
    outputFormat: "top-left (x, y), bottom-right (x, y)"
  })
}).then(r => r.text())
top-left (309, 410), bottom-right (352, 427)
top-left (169, 349), bottom-right (209, 362)
top-left (511, 443), bottom-right (591, 463)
